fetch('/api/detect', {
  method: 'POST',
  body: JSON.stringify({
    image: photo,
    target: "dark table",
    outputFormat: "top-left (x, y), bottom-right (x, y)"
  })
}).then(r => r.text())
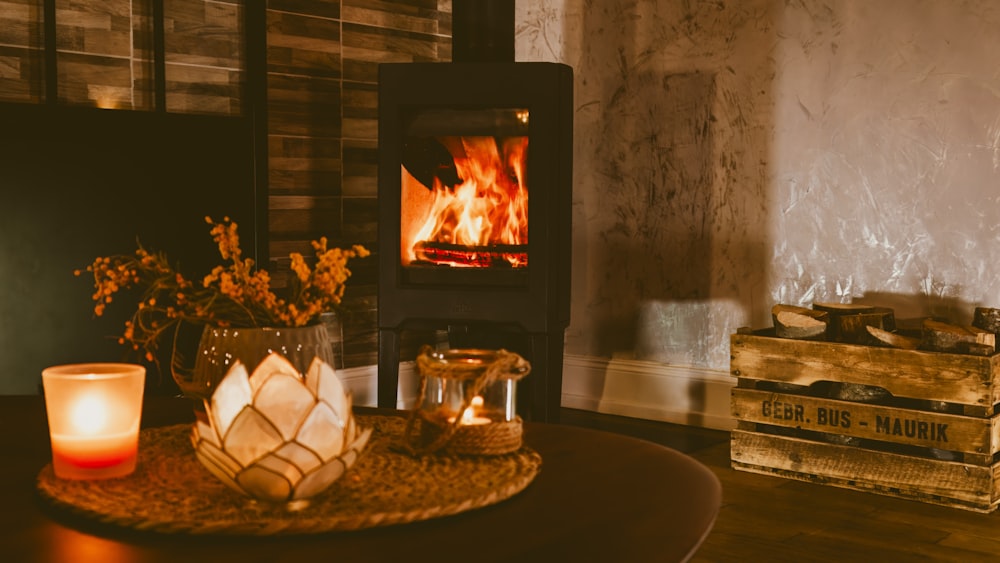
top-left (0, 395), bottom-right (721, 562)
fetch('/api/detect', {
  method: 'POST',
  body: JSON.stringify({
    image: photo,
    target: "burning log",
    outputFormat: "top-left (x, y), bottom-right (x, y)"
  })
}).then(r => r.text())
top-left (921, 319), bottom-right (996, 356)
top-left (400, 136), bottom-right (529, 268)
top-left (413, 240), bottom-right (528, 268)
top-left (772, 304), bottom-right (828, 340)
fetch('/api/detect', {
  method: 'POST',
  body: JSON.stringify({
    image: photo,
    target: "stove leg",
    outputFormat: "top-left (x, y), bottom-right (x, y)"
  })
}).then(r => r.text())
top-left (378, 328), bottom-right (401, 409)
top-left (527, 331), bottom-right (564, 424)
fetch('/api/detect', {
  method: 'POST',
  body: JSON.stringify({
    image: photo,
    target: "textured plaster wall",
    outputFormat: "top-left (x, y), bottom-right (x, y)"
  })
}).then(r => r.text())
top-left (516, 0), bottom-right (1000, 372)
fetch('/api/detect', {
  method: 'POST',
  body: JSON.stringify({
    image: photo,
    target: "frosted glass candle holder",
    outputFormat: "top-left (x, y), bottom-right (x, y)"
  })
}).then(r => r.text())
top-left (42, 363), bottom-right (146, 480)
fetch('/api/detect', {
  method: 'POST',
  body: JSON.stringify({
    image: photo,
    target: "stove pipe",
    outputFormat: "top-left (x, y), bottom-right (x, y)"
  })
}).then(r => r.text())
top-left (452, 0), bottom-right (514, 63)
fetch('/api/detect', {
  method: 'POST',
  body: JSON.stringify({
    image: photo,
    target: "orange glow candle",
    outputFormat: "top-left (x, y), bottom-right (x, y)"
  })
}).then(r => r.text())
top-left (41, 363), bottom-right (145, 480)
top-left (447, 395), bottom-right (492, 425)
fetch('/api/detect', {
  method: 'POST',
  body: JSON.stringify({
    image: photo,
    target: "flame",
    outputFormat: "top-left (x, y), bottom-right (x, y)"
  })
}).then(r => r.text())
top-left (70, 393), bottom-right (110, 435)
top-left (402, 135), bottom-right (529, 268)
top-left (461, 395), bottom-right (486, 423)
top-left (458, 395), bottom-right (489, 425)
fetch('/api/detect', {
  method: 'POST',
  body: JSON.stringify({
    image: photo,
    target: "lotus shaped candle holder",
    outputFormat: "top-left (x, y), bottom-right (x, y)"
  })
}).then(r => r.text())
top-left (190, 353), bottom-right (371, 504)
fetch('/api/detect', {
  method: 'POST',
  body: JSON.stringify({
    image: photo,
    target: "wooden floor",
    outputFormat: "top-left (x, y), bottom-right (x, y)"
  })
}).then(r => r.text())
top-left (559, 408), bottom-right (1000, 562)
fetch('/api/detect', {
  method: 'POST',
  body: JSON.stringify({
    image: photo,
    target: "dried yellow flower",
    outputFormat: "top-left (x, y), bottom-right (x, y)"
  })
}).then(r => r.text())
top-left (79, 217), bottom-right (367, 368)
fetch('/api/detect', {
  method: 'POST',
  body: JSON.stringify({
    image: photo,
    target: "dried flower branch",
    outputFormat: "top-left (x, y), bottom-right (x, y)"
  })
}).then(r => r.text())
top-left (75, 216), bottom-right (369, 363)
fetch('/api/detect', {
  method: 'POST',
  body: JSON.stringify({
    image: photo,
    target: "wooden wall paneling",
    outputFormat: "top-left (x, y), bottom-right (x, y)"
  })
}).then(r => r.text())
top-left (341, 80), bottom-right (376, 140)
top-left (339, 1), bottom-right (449, 367)
top-left (265, 70), bottom-right (342, 252)
top-left (266, 73), bottom-right (340, 137)
top-left (269, 135), bottom-right (342, 195)
top-left (163, 0), bottom-right (243, 114)
top-left (56, 51), bottom-right (131, 106)
top-left (340, 292), bottom-right (378, 367)
top-left (0, 1), bottom-right (44, 102)
top-left (269, 194), bottom-right (343, 238)
top-left (0, 0), bottom-right (41, 45)
top-left (266, 9), bottom-right (340, 77)
top-left (262, 0), bottom-right (450, 369)
top-left (52, 0), bottom-right (133, 107)
top-left (53, 0), bottom-right (132, 53)
top-left (340, 22), bottom-right (448, 82)
top-left (340, 78), bottom-right (377, 367)
top-left (341, 0), bottom-right (447, 35)
top-left (0, 45), bottom-right (43, 103)
top-left (265, 3), bottom-right (343, 298)
top-left (164, 63), bottom-right (242, 114)
top-left (128, 0), bottom-right (154, 111)
top-left (268, 0), bottom-right (340, 21)
top-left (0, 0), bottom-right (245, 111)
top-left (342, 193), bottom-right (378, 256)
top-left (342, 137), bottom-right (376, 197)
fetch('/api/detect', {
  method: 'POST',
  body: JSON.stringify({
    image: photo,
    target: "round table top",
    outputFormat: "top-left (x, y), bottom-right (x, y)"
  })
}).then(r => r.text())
top-left (1, 395), bottom-right (721, 563)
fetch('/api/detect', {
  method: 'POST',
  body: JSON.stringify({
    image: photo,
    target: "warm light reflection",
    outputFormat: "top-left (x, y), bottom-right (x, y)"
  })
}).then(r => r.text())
top-left (49, 526), bottom-right (141, 563)
top-left (95, 98), bottom-right (119, 109)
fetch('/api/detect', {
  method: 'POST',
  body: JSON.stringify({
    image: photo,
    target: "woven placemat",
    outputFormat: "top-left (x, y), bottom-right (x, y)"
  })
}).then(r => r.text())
top-left (36, 415), bottom-right (542, 535)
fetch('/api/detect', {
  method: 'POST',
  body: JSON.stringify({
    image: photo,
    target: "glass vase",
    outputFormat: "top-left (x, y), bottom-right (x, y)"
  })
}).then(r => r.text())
top-left (172, 322), bottom-right (336, 401)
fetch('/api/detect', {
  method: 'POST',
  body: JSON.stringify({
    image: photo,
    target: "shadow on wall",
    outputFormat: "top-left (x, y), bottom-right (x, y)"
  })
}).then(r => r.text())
top-left (589, 70), bottom-right (719, 354)
top-left (856, 291), bottom-right (979, 327)
top-left (569, 1), bottom-right (777, 366)
top-left (560, 2), bottom-right (778, 426)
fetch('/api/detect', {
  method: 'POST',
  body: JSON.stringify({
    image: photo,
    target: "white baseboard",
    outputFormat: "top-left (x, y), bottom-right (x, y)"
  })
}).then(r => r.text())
top-left (338, 361), bottom-right (417, 410)
top-left (563, 354), bottom-right (736, 430)
top-left (342, 354), bottom-right (735, 431)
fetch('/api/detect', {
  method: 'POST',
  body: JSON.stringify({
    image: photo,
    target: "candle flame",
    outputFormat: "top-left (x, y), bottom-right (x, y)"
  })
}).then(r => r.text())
top-left (70, 394), bottom-right (109, 435)
top-left (460, 395), bottom-right (485, 424)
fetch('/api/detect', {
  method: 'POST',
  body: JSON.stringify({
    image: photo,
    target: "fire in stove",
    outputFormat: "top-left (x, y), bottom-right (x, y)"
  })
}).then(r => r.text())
top-left (400, 110), bottom-right (530, 270)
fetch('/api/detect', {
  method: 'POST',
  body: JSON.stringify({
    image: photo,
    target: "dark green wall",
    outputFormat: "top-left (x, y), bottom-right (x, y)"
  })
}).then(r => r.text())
top-left (0, 103), bottom-right (259, 394)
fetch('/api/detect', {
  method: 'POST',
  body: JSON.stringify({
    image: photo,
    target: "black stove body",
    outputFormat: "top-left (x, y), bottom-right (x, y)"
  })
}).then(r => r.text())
top-left (376, 2), bottom-right (573, 422)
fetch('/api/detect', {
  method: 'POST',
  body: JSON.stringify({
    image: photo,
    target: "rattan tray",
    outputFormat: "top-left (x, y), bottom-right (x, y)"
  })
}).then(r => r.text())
top-left (36, 414), bottom-right (542, 535)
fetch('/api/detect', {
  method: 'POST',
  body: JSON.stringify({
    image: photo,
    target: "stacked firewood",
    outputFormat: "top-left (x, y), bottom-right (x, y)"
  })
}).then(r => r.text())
top-left (772, 302), bottom-right (1000, 356)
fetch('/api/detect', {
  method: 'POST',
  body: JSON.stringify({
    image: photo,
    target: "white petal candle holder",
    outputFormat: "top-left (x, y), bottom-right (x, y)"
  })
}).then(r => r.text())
top-left (190, 353), bottom-right (371, 504)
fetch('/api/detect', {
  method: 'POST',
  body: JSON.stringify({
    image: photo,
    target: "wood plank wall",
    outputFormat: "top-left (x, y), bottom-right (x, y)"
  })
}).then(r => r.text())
top-left (0, 0), bottom-right (243, 112)
top-left (267, 0), bottom-right (451, 368)
top-left (0, 0), bottom-right (451, 369)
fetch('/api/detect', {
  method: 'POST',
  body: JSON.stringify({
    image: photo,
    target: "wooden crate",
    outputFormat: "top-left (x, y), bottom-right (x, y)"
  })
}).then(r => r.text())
top-left (730, 328), bottom-right (1000, 512)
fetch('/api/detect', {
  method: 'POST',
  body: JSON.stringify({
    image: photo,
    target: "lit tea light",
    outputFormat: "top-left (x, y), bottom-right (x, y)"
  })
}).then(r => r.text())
top-left (42, 363), bottom-right (145, 480)
top-left (450, 395), bottom-right (492, 426)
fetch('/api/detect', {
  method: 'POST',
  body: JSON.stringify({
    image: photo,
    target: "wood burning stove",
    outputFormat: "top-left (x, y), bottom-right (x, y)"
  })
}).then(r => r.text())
top-left (376, 4), bottom-right (573, 422)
